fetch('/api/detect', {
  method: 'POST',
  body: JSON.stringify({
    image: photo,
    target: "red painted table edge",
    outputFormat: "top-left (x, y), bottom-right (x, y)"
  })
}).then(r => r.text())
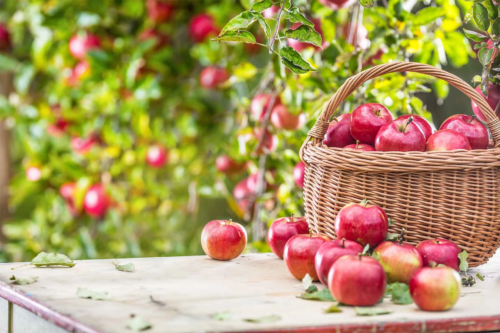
top-left (1, 280), bottom-right (500, 333)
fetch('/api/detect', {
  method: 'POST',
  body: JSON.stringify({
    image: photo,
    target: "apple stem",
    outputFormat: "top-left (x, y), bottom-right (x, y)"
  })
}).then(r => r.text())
top-left (360, 198), bottom-right (370, 207)
top-left (398, 228), bottom-right (406, 246)
top-left (355, 140), bottom-right (359, 149)
top-left (469, 115), bottom-right (477, 124)
top-left (436, 239), bottom-right (440, 244)
top-left (341, 238), bottom-right (346, 248)
top-left (402, 116), bottom-right (413, 132)
top-left (226, 219), bottom-right (232, 225)
top-left (290, 214), bottom-right (294, 223)
top-left (374, 109), bottom-right (381, 117)
top-left (309, 229), bottom-right (312, 237)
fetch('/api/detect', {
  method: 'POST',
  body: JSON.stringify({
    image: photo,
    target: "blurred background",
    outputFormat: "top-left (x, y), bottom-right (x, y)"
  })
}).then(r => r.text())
top-left (0, 0), bottom-right (484, 262)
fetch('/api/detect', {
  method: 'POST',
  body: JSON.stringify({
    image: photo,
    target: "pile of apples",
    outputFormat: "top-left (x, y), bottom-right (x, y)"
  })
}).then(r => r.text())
top-left (325, 103), bottom-right (489, 151)
top-left (201, 200), bottom-right (464, 312)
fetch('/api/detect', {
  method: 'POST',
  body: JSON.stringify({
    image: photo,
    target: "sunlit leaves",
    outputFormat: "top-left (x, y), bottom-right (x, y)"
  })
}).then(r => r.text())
top-left (473, 3), bottom-right (490, 31)
top-left (279, 46), bottom-right (318, 74)
top-left (463, 29), bottom-right (488, 42)
top-left (251, 12), bottom-right (271, 37)
top-left (492, 18), bottom-right (500, 38)
top-left (220, 11), bottom-right (256, 34)
top-left (411, 7), bottom-right (446, 26)
top-left (251, 0), bottom-right (273, 12)
top-left (213, 31), bottom-right (256, 44)
top-left (479, 47), bottom-right (494, 66)
top-left (283, 8), bottom-right (313, 27)
top-left (284, 25), bottom-right (322, 48)
top-left (358, 0), bottom-right (375, 8)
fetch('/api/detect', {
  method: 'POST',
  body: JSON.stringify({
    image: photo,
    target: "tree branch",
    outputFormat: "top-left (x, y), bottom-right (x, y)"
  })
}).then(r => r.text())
top-left (269, 0), bottom-right (286, 54)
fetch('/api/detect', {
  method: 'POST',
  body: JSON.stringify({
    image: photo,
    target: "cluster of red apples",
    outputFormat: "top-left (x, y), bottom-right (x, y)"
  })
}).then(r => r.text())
top-left (326, 103), bottom-right (489, 152)
top-left (201, 200), bottom-right (464, 312)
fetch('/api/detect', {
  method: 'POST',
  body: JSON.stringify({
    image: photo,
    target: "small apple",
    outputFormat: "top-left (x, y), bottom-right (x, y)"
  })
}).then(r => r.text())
top-left (26, 166), bottom-right (41, 182)
top-left (425, 129), bottom-right (471, 151)
top-left (471, 83), bottom-right (500, 122)
top-left (373, 231), bottom-right (423, 284)
top-left (146, 145), bottom-right (168, 168)
top-left (323, 114), bottom-right (355, 148)
top-left (410, 267), bottom-right (462, 311)
top-left (200, 67), bottom-right (230, 89)
top-left (375, 116), bottom-right (426, 152)
top-left (350, 103), bottom-right (393, 145)
top-left (189, 14), bottom-right (219, 43)
top-left (293, 161), bottom-right (305, 189)
top-left (201, 219), bottom-right (247, 261)
top-left (139, 28), bottom-right (169, 50)
top-left (284, 233), bottom-right (330, 281)
top-left (84, 184), bottom-right (110, 218)
top-left (328, 255), bottom-right (386, 306)
top-left (71, 135), bottom-right (98, 155)
top-left (66, 61), bottom-right (90, 86)
top-left (315, 238), bottom-right (363, 285)
top-left (263, 5), bottom-right (281, 18)
top-left (334, 199), bottom-right (388, 248)
top-left (319, 0), bottom-right (356, 10)
top-left (0, 24), bottom-right (11, 51)
top-left (287, 19), bottom-right (326, 53)
top-left (268, 215), bottom-right (309, 259)
top-left (398, 114), bottom-right (433, 140)
top-left (146, 0), bottom-right (174, 23)
top-left (233, 174), bottom-right (264, 215)
top-left (47, 119), bottom-right (69, 137)
top-left (343, 140), bottom-right (375, 151)
top-left (439, 114), bottom-right (489, 150)
top-left (416, 238), bottom-right (461, 271)
top-left (69, 33), bottom-right (101, 60)
top-left (363, 47), bottom-right (388, 67)
top-left (215, 155), bottom-right (246, 175)
top-left (270, 105), bottom-right (305, 130)
top-left (253, 128), bottom-right (279, 155)
top-left (60, 182), bottom-right (78, 215)
top-left (251, 94), bottom-right (282, 121)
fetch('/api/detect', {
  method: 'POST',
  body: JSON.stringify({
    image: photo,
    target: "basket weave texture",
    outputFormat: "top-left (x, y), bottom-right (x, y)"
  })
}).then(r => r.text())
top-left (300, 62), bottom-right (500, 267)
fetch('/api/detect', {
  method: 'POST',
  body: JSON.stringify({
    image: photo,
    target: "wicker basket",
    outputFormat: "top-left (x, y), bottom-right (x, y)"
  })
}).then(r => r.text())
top-left (300, 62), bottom-right (500, 267)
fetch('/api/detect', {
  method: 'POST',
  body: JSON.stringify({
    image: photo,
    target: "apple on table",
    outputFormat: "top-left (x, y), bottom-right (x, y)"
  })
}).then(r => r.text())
top-left (284, 233), bottom-right (329, 281)
top-left (416, 238), bottom-right (461, 271)
top-left (201, 220), bottom-right (247, 261)
top-left (410, 266), bottom-right (461, 311)
top-left (268, 215), bottom-right (309, 259)
top-left (315, 238), bottom-right (363, 285)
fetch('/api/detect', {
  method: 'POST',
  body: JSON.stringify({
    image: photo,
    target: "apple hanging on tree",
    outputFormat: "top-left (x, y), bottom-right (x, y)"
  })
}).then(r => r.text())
top-left (69, 33), bottom-right (101, 60)
top-left (84, 184), bottom-right (110, 218)
top-left (215, 155), bottom-right (246, 175)
top-left (201, 219), bottom-right (247, 261)
top-left (284, 233), bottom-right (329, 281)
top-left (262, 4), bottom-right (281, 18)
top-left (60, 182), bottom-right (78, 216)
top-left (65, 61), bottom-right (91, 86)
top-left (139, 28), bottom-right (169, 50)
top-left (0, 24), bottom-right (11, 51)
top-left (71, 135), bottom-right (99, 155)
top-left (293, 161), bottom-right (305, 189)
top-left (350, 103), bottom-right (393, 145)
top-left (146, 0), bottom-right (174, 24)
top-left (270, 105), bottom-right (305, 130)
top-left (426, 129), bottom-right (471, 151)
top-left (47, 119), bottom-right (69, 137)
top-left (416, 238), bottom-right (461, 271)
top-left (439, 114), bottom-right (489, 150)
top-left (146, 145), bottom-right (168, 168)
top-left (251, 94), bottom-right (282, 121)
top-left (253, 128), bottom-right (279, 155)
top-left (267, 215), bottom-right (309, 259)
top-left (315, 238), bottom-right (363, 285)
top-left (199, 66), bottom-right (230, 89)
top-left (189, 13), bottom-right (219, 43)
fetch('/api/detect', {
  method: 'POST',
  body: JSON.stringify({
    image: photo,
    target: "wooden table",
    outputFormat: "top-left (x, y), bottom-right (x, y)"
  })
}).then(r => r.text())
top-left (0, 252), bottom-right (499, 333)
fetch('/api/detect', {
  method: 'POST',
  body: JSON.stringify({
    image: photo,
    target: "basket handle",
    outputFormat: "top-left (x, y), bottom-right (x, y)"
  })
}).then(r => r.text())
top-left (300, 62), bottom-right (500, 157)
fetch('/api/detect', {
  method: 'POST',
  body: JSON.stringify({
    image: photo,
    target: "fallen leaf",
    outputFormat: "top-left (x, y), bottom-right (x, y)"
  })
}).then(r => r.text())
top-left (323, 305), bottom-right (342, 313)
top-left (12, 252), bottom-right (76, 270)
top-left (389, 283), bottom-right (413, 305)
top-left (458, 250), bottom-right (469, 272)
top-left (77, 287), bottom-right (110, 301)
top-left (476, 272), bottom-right (484, 281)
top-left (385, 233), bottom-right (399, 241)
top-left (355, 307), bottom-right (393, 316)
top-left (213, 311), bottom-right (231, 321)
top-left (298, 289), bottom-right (335, 301)
top-left (302, 274), bottom-right (313, 290)
top-left (9, 275), bottom-right (38, 285)
top-left (243, 314), bottom-right (281, 324)
top-left (362, 244), bottom-right (370, 255)
top-left (112, 260), bottom-right (135, 272)
top-left (127, 316), bottom-right (152, 331)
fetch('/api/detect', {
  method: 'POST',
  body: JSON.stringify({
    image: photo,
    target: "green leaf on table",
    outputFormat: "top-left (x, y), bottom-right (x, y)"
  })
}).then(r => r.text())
top-left (221, 11), bottom-right (256, 34)
top-left (251, 12), bottom-right (271, 38)
top-left (213, 311), bottom-right (231, 321)
top-left (390, 283), bottom-right (413, 305)
top-left (10, 275), bottom-right (38, 285)
top-left (484, 0), bottom-right (498, 20)
top-left (473, 3), bottom-right (490, 31)
top-left (243, 314), bottom-right (281, 323)
top-left (112, 260), bottom-right (135, 272)
top-left (359, 0), bottom-right (375, 8)
top-left (479, 47), bottom-right (494, 66)
top-left (283, 8), bottom-right (313, 27)
top-left (412, 7), bottom-right (446, 26)
top-left (213, 31), bottom-right (256, 44)
top-left (324, 305), bottom-right (342, 313)
top-left (77, 288), bottom-right (110, 301)
top-left (32, 252), bottom-right (76, 268)
top-left (284, 25), bottom-right (322, 48)
top-left (251, 0), bottom-right (273, 12)
top-left (476, 272), bottom-right (484, 281)
top-left (464, 29), bottom-right (488, 42)
top-left (355, 307), bottom-right (393, 316)
top-left (126, 316), bottom-right (152, 331)
top-left (492, 18), bottom-right (500, 38)
top-left (279, 46), bottom-right (317, 74)
top-left (302, 273), bottom-right (314, 290)
top-left (458, 250), bottom-right (469, 272)
top-left (298, 289), bottom-right (335, 301)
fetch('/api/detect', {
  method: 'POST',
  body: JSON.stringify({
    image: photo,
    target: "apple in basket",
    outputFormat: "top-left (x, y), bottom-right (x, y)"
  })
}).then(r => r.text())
top-left (398, 114), bottom-right (433, 140)
top-left (375, 116), bottom-right (426, 152)
top-left (416, 238), bottom-right (461, 271)
top-left (440, 114), bottom-right (489, 150)
top-left (201, 220), bottom-right (247, 261)
top-left (350, 103), bottom-right (394, 145)
top-left (315, 238), bottom-right (363, 285)
top-left (323, 113), bottom-right (355, 148)
top-left (267, 215), bottom-right (309, 259)
top-left (284, 233), bottom-right (329, 281)
top-left (334, 199), bottom-right (388, 248)
top-left (328, 255), bottom-right (387, 306)
top-left (410, 266), bottom-right (461, 311)
top-left (373, 229), bottom-right (423, 284)
top-left (426, 129), bottom-right (471, 151)
top-left (343, 141), bottom-right (375, 151)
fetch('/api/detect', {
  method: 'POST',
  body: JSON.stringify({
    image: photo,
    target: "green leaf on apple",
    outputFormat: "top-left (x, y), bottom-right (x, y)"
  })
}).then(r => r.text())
top-left (251, 12), bottom-right (271, 38)
top-left (355, 307), bottom-right (393, 316)
top-left (473, 3), bottom-right (490, 31)
top-left (126, 315), bottom-right (152, 332)
top-left (243, 314), bottom-right (281, 323)
top-left (298, 289), bottom-right (335, 301)
top-left (476, 272), bottom-right (484, 281)
top-left (213, 311), bottom-right (231, 321)
top-left (323, 305), bottom-right (342, 313)
top-left (389, 283), bottom-right (413, 305)
top-left (112, 260), bottom-right (135, 272)
top-left (9, 275), bottom-right (38, 285)
top-left (284, 25), bottom-right (322, 48)
top-left (77, 287), bottom-right (111, 301)
top-left (251, 0), bottom-right (273, 12)
top-left (283, 8), bottom-right (313, 27)
top-left (212, 31), bottom-right (257, 44)
top-left (458, 250), bottom-right (469, 272)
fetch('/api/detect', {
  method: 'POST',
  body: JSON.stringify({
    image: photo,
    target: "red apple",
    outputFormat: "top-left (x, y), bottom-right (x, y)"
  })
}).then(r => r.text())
top-left (398, 114), bottom-right (433, 140)
top-left (363, 47), bottom-right (388, 67)
top-left (139, 28), bottom-right (169, 50)
top-left (199, 66), bottom-right (230, 89)
top-left (328, 255), bottom-right (386, 306)
top-left (416, 238), bottom-right (461, 271)
top-left (251, 94), bottom-right (282, 121)
top-left (287, 19), bottom-right (326, 53)
top-left (319, 0), bottom-right (356, 10)
top-left (425, 129), bottom-right (471, 151)
top-left (0, 24), bottom-right (11, 51)
top-left (69, 33), bottom-right (101, 60)
top-left (334, 199), bottom-right (388, 248)
top-left (47, 119), bottom-right (69, 137)
top-left (284, 233), bottom-right (330, 281)
top-left (343, 141), bottom-right (375, 151)
top-left (215, 155), bottom-right (246, 175)
top-left (342, 23), bottom-right (370, 50)
top-left (375, 116), bottom-right (426, 152)
top-left (71, 135), bottom-right (98, 155)
top-left (323, 114), bottom-right (355, 148)
top-left (268, 215), bottom-right (309, 259)
top-left (60, 182), bottom-right (78, 215)
top-left (270, 105), bottom-right (305, 130)
top-left (439, 114), bottom-right (489, 150)
top-left (471, 83), bottom-right (500, 122)
top-left (189, 14), bottom-right (219, 43)
top-left (315, 238), bottom-right (363, 285)
top-left (146, 145), bottom-right (168, 168)
top-left (410, 267), bottom-right (461, 311)
top-left (201, 219), bottom-right (247, 261)
top-left (373, 237), bottom-right (423, 284)
top-left (147, 0), bottom-right (174, 23)
top-left (293, 161), bottom-right (305, 189)
top-left (66, 61), bottom-right (90, 86)
top-left (254, 128), bottom-right (279, 155)
top-left (84, 184), bottom-right (110, 218)
top-left (233, 174), bottom-right (264, 214)
top-left (350, 103), bottom-right (393, 145)
top-left (26, 166), bottom-right (41, 182)
top-left (263, 5), bottom-right (281, 18)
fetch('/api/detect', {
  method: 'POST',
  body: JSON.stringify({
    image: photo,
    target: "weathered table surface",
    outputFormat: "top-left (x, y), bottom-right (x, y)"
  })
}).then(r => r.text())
top-left (0, 251), bottom-right (499, 333)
